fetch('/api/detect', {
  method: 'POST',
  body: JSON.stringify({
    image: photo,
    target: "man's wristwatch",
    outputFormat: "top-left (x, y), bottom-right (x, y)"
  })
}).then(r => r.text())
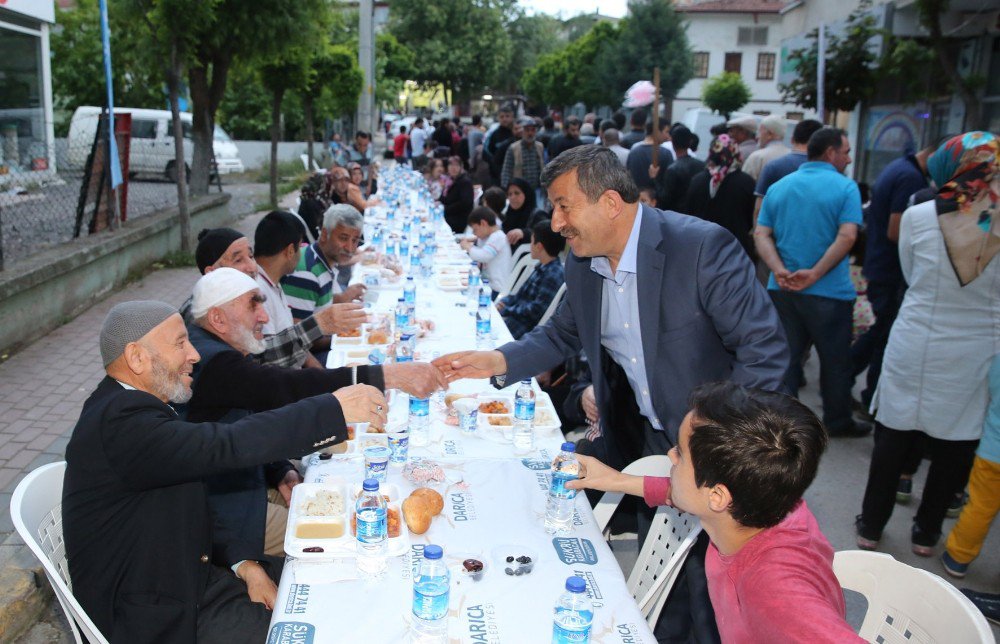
top-left (490, 374), bottom-right (507, 389)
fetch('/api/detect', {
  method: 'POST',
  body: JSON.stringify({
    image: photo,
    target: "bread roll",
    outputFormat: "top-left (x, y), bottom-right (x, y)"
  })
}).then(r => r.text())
top-left (402, 496), bottom-right (432, 534)
top-left (410, 488), bottom-right (444, 516)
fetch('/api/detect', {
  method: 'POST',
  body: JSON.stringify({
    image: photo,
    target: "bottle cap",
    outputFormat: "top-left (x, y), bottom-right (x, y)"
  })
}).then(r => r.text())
top-left (362, 478), bottom-right (380, 492)
top-left (521, 379), bottom-right (531, 384)
top-left (398, 297), bottom-right (405, 302)
top-left (423, 544), bottom-right (443, 560)
top-left (566, 576), bottom-right (586, 593)
top-left (407, 276), bottom-right (414, 281)
top-left (561, 442), bottom-right (576, 453)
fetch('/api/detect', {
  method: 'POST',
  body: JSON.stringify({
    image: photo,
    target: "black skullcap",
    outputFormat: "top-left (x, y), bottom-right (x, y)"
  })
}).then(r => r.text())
top-left (195, 228), bottom-right (244, 274)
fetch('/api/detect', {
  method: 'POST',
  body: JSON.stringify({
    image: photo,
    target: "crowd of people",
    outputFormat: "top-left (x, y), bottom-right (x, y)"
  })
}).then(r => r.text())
top-left (55, 98), bottom-right (999, 643)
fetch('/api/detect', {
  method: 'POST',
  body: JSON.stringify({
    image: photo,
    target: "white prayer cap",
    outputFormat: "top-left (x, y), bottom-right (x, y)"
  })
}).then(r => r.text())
top-left (190, 267), bottom-right (259, 320)
top-left (726, 116), bottom-right (758, 134)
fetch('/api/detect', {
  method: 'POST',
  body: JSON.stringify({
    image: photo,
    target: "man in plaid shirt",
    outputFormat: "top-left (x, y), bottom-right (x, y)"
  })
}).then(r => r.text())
top-left (497, 221), bottom-right (565, 339)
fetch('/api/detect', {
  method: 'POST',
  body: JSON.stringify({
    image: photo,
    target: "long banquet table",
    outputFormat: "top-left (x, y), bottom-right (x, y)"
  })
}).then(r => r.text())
top-left (267, 179), bottom-right (657, 643)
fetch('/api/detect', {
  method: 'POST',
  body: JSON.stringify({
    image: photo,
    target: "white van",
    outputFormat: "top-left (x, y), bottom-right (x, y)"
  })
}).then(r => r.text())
top-left (66, 106), bottom-right (244, 180)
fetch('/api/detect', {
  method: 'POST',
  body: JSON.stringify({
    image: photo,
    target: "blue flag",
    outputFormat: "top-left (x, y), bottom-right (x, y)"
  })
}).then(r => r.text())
top-left (99, 0), bottom-right (123, 189)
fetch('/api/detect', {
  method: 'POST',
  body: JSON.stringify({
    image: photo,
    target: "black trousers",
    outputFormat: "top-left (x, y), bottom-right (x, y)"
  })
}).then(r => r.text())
top-left (197, 556), bottom-right (284, 643)
top-left (859, 423), bottom-right (978, 540)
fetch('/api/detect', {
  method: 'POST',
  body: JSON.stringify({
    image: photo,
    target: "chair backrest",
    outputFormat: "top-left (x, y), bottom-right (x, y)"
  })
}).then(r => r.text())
top-left (496, 252), bottom-right (538, 300)
top-left (833, 550), bottom-right (993, 643)
top-left (627, 504), bottom-right (702, 627)
top-left (538, 283), bottom-right (568, 326)
top-left (592, 455), bottom-right (672, 534)
top-left (11, 462), bottom-right (110, 644)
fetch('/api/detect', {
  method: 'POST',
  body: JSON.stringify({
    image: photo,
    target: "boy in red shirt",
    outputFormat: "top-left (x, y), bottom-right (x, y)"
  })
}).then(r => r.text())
top-left (393, 125), bottom-right (410, 164)
top-left (568, 382), bottom-right (863, 643)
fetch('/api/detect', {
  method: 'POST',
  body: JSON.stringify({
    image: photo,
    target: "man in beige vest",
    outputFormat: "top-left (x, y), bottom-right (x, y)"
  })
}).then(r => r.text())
top-left (501, 117), bottom-right (546, 206)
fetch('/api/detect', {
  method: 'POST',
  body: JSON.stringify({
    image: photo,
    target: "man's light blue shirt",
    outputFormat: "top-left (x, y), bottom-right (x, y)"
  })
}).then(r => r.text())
top-left (590, 209), bottom-right (663, 430)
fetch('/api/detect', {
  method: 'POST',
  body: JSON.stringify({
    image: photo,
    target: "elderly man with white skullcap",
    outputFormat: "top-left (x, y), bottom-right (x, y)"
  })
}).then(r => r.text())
top-left (180, 268), bottom-right (446, 611)
top-left (62, 300), bottom-right (387, 643)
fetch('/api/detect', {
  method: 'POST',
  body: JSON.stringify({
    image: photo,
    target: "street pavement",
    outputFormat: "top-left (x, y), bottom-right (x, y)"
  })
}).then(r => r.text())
top-left (3, 200), bottom-right (998, 641)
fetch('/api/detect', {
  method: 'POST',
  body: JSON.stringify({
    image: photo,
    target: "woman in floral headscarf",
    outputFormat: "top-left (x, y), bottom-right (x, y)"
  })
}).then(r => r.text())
top-left (681, 133), bottom-right (757, 259)
top-left (856, 132), bottom-right (1000, 558)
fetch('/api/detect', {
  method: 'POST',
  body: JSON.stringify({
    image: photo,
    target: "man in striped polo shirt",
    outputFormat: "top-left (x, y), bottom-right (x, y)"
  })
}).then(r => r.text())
top-left (283, 204), bottom-right (367, 323)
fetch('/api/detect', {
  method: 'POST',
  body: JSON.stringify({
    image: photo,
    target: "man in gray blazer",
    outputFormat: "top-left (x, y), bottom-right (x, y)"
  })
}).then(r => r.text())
top-left (436, 145), bottom-right (789, 643)
top-left (437, 145), bottom-right (788, 466)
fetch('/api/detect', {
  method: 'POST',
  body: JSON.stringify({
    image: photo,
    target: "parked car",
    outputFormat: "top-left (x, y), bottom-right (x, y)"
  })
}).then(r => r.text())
top-left (66, 106), bottom-right (244, 181)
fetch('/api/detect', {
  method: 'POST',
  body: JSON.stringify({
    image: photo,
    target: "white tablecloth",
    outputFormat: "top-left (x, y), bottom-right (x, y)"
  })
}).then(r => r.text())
top-left (268, 459), bottom-right (655, 644)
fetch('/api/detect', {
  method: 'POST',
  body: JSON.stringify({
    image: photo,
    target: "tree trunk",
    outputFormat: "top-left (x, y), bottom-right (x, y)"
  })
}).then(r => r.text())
top-left (188, 54), bottom-right (232, 196)
top-left (167, 40), bottom-right (191, 252)
top-left (923, 3), bottom-right (983, 129)
top-left (270, 88), bottom-right (285, 208)
top-left (304, 95), bottom-right (315, 171)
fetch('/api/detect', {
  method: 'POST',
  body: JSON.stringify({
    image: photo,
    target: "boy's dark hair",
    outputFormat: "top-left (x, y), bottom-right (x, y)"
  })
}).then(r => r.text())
top-left (530, 219), bottom-right (564, 257)
top-left (670, 126), bottom-right (693, 151)
top-left (472, 114), bottom-right (482, 126)
top-left (468, 206), bottom-right (497, 226)
top-left (543, 116), bottom-right (555, 130)
top-left (599, 119), bottom-right (616, 134)
top-left (630, 108), bottom-right (647, 128)
top-left (686, 382), bottom-right (827, 529)
top-left (399, 125), bottom-right (407, 134)
top-left (565, 116), bottom-right (582, 129)
top-left (689, 133), bottom-right (700, 153)
top-left (480, 186), bottom-right (507, 214)
top-left (808, 127), bottom-right (847, 160)
top-left (791, 119), bottom-right (823, 145)
top-left (254, 211), bottom-right (305, 258)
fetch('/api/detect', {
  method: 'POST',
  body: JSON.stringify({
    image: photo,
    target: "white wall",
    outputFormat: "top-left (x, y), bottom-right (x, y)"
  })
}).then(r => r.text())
top-left (673, 11), bottom-right (815, 121)
top-left (233, 141), bottom-right (315, 171)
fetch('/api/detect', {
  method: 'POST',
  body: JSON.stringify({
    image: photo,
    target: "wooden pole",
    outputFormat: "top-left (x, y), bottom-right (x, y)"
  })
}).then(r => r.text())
top-left (652, 67), bottom-right (661, 168)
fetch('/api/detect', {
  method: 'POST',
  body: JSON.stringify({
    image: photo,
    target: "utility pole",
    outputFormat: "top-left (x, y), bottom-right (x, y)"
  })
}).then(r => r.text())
top-left (357, 0), bottom-right (376, 138)
top-left (817, 22), bottom-right (826, 124)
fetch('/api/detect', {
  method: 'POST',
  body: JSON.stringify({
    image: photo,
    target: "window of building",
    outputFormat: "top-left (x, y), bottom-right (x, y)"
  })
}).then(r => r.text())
top-left (753, 111), bottom-right (770, 116)
top-left (693, 52), bottom-right (710, 78)
top-left (757, 52), bottom-right (776, 80)
top-left (0, 25), bottom-right (47, 172)
top-left (738, 26), bottom-right (768, 46)
top-left (987, 36), bottom-right (1000, 96)
top-left (724, 52), bottom-right (742, 74)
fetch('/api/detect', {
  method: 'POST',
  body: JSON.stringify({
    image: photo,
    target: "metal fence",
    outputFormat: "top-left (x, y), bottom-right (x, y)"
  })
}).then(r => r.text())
top-left (0, 131), bottom-right (187, 271)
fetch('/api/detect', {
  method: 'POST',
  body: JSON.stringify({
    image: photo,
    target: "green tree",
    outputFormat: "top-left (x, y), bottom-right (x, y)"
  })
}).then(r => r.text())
top-left (779, 2), bottom-right (880, 117)
top-left (497, 13), bottom-right (564, 94)
top-left (388, 0), bottom-right (511, 99)
top-left (701, 72), bottom-right (751, 119)
top-left (593, 0), bottom-right (693, 110)
top-left (522, 21), bottom-right (619, 110)
top-left (303, 44), bottom-right (363, 167)
top-left (374, 33), bottom-right (416, 109)
top-left (50, 1), bottom-right (163, 122)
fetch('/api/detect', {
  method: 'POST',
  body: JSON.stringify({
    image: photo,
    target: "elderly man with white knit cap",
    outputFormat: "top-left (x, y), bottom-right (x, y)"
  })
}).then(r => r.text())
top-left (62, 299), bottom-right (386, 643)
top-left (180, 268), bottom-right (446, 611)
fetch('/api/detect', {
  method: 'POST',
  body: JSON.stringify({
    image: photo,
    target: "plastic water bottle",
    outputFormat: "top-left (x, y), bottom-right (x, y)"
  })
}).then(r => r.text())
top-left (467, 262), bottom-right (481, 303)
top-left (395, 297), bottom-right (409, 335)
top-left (545, 442), bottom-right (580, 534)
top-left (513, 380), bottom-right (535, 454)
top-left (412, 544), bottom-right (450, 642)
top-left (475, 304), bottom-right (491, 349)
top-left (396, 334), bottom-right (414, 362)
top-left (410, 248), bottom-right (421, 274)
top-left (356, 478), bottom-right (388, 578)
top-left (400, 236), bottom-right (410, 259)
top-left (478, 278), bottom-right (491, 308)
top-left (409, 393), bottom-right (430, 447)
top-left (404, 276), bottom-right (416, 307)
top-left (402, 218), bottom-right (412, 234)
top-left (552, 576), bottom-right (593, 644)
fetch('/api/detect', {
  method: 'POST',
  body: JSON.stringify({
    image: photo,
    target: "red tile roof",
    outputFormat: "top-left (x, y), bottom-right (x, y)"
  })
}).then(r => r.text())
top-left (675, 0), bottom-right (787, 13)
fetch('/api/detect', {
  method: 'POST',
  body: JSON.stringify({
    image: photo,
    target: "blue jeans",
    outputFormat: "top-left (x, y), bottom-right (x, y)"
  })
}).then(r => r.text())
top-left (770, 290), bottom-right (855, 433)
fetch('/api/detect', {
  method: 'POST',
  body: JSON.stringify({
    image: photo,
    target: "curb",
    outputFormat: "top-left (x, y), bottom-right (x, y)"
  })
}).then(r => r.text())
top-left (0, 534), bottom-right (54, 643)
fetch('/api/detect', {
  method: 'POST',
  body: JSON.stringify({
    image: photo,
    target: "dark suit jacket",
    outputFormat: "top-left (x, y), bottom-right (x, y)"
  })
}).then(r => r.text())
top-left (62, 377), bottom-right (346, 643)
top-left (498, 205), bottom-right (789, 467)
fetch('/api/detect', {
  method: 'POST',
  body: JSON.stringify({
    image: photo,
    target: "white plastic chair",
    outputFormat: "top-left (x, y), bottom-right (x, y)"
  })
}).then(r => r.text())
top-left (592, 455), bottom-right (671, 534)
top-left (833, 550), bottom-right (994, 643)
top-left (628, 504), bottom-right (702, 627)
top-left (496, 251), bottom-right (538, 300)
top-left (11, 462), bottom-right (110, 644)
top-left (538, 283), bottom-right (567, 326)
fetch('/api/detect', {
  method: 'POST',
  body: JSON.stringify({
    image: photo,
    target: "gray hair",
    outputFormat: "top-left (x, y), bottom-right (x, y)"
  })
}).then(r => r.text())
top-left (322, 203), bottom-right (363, 232)
top-left (540, 145), bottom-right (639, 204)
top-left (759, 114), bottom-right (786, 140)
top-left (602, 128), bottom-right (620, 145)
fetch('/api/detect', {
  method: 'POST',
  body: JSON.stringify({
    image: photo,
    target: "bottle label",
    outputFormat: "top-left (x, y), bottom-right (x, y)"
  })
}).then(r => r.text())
top-left (356, 508), bottom-right (386, 542)
top-left (476, 318), bottom-right (491, 335)
top-left (412, 579), bottom-right (450, 620)
top-left (550, 471), bottom-right (578, 499)
top-left (409, 397), bottom-right (430, 416)
top-left (553, 608), bottom-right (593, 643)
top-left (514, 399), bottom-right (535, 421)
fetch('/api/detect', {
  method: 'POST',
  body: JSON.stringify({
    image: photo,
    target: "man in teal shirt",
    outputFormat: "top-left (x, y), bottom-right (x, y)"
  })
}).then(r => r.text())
top-left (754, 127), bottom-right (869, 437)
